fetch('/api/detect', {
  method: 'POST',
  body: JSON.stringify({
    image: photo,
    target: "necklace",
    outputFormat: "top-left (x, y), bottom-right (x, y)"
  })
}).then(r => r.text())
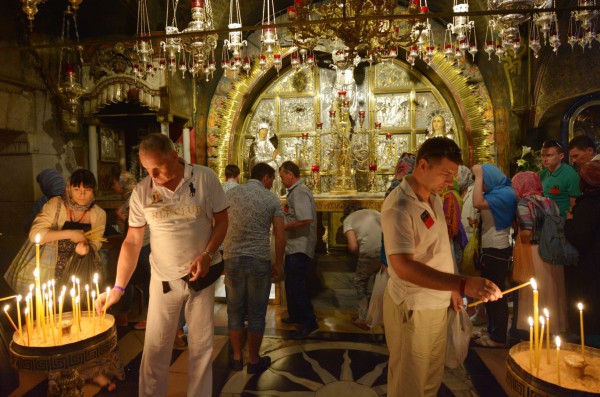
top-left (69, 209), bottom-right (88, 223)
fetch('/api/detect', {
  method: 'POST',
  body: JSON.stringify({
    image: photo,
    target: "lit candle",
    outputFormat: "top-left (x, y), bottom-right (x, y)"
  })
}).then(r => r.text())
top-left (531, 278), bottom-right (539, 368)
top-left (91, 290), bottom-right (96, 335)
top-left (529, 317), bottom-right (534, 372)
top-left (75, 296), bottom-right (80, 341)
top-left (556, 336), bottom-right (561, 385)
top-left (48, 301), bottom-right (56, 345)
top-left (58, 291), bottom-right (65, 345)
top-left (70, 288), bottom-right (76, 330)
top-left (578, 302), bottom-right (585, 358)
top-left (24, 307), bottom-right (30, 346)
top-left (537, 316), bottom-right (545, 376)
top-left (85, 285), bottom-right (90, 319)
top-left (16, 295), bottom-right (22, 339)
top-left (468, 280), bottom-right (532, 307)
top-left (3, 305), bottom-right (19, 334)
top-left (51, 280), bottom-right (56, 317)
top-left (101, 287), bottom-right (110, 323)
top-left (94, 273), bottom-right (100, 300)
top-left (544, 308), bottom-right (550, 364)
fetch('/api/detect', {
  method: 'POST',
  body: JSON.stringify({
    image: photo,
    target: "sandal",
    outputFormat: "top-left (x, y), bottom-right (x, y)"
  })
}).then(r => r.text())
top-left (471, 329), bottom-right (489, 339)
top-left (472, 337), bottom-right (507, 349)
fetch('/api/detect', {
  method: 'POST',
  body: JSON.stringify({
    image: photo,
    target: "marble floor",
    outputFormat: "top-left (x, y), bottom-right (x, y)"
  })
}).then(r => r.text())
top-left (6, 252), bottom-right (514, 397)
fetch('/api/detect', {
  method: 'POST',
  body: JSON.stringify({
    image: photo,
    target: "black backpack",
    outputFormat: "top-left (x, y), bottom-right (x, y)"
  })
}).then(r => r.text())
top-left (526, 197), bottom-right (579, 267)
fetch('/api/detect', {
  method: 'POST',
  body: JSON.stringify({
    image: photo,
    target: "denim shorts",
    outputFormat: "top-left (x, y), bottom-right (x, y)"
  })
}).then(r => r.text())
top-left (224, 256), bottom-right (272, 333)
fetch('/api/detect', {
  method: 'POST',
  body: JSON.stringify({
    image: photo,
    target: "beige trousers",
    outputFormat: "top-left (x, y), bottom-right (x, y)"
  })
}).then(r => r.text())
top-left (140, 277), bottom-right (215, 397)
top-left (383, 287), bottom-right (448, 397)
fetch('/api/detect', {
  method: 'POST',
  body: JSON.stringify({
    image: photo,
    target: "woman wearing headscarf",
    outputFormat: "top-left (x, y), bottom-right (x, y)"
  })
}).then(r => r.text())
top-left (29, 169), bottom-right (106, 282)
top-left (385, 152), bottom-right (416, 195)
top-left (512, 171), bottom-right (567, 335)
top-left (471, 164), bottom-right (517, 347)
top-left (29, 169), bottom-right (124, 391)
top-left (443, 179), bottom-right (465, 270)
top-left (565, 160), bottom-right (600, 343)
top-left (24, 169), bottom-right (66, 232)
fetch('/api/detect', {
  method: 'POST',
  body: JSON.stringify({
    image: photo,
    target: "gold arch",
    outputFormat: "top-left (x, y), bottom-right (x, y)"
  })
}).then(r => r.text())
top-left (215, 51), bottom-right (493, 178)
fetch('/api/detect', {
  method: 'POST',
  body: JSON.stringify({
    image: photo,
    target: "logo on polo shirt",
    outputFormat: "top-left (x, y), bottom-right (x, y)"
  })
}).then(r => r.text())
top-left (151, 190), bottom-right (163, 204)
top-left (421, 210), bottom-right (434, 229)
top-left (550, 185), bottom-right (559, 195)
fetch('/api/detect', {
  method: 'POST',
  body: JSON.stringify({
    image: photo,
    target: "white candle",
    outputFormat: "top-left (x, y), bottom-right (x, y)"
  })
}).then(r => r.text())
top-left (556, 336), bottom-right (561, 385)
top-left (528, 317), bottom-right (534, 373)
top-left (544, 308), bottom-right (550, 364)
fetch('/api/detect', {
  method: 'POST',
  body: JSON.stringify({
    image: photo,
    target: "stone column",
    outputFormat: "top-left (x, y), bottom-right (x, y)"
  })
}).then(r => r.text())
top-left (182, 127), bottom-right (191, 163)
top-left (160, 122), bottom-right (169, 136)
top-left (88, 124), bottom-right (98, 179)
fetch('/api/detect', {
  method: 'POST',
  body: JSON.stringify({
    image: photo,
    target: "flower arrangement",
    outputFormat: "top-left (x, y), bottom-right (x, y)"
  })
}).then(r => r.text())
top-left (516, 146), bottom-right (542, 173)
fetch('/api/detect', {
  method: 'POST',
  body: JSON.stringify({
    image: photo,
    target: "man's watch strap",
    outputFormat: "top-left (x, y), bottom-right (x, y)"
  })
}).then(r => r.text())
top-left (203, 250), bottom-right (214, 260)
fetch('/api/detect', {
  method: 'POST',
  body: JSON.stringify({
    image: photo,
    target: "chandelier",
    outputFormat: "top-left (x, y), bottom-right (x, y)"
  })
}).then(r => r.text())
top-left (487, 0), bottom-right (560, 59)
top-left (222, 0), bottom-right (251, 78)
top-left (444, 0), bottom-right (478, 63)
top-left (181, 0), bottom-right (218, 81)
top-left (160, 0), bottom-right (183, 75)
top-left (287, 0), bottom-right (429, 70)
top-left (132, 0), bottom-right (156, 79)
top-left (568, 0), bottom-right (599, 51)
top-left (57, 6), bottom-right (86, 126)
top-left (259, 0), bottom-right (283, 73)
top-left (21, 0), bottom-right (46, 30)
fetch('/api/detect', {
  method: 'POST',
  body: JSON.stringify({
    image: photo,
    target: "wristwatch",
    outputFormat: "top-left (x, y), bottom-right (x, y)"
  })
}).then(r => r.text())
top-left (203, 250), bottom-right (214, 260)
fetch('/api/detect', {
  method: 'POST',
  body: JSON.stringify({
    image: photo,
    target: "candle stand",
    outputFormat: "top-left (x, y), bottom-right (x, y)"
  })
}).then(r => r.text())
top-left (507, 341), bottom-right (600, 396)
top-left (9, 312), bottom-right (116, 397)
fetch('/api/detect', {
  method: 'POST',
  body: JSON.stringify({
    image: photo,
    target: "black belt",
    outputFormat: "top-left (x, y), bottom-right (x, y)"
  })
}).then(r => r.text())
top-left (162, 261), bottom-right (224, 294)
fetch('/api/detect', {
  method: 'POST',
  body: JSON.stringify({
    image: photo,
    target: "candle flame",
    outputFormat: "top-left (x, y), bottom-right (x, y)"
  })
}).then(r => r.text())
top-left (29, 284), bottom-right (33, 292)
top-left (540, 316), bottom-right (546, 325)
top-left (33, 269), bottom-right (39, 278)
top-left (76, 278), bottom-right (80, 285)
top-left (24, 308), bottom-right (29, 315)
top-left (70, 288), bottom-right (75, 298)
top-left (578, 302), bottom-right (584, 311)
top-left (3, 305), bottom-right (9, 312)
top-left (93, 273), bottom-right (99, 283)
top-left (35, 233), bottom-right (40, 244)
top-left (544, 308), bottom-right (549, 318)
top-left (17, 295), bottom-right (22, 302)
top-left (71, 275), bottom-right (75, 283)
top-left (530, 278), bottom-right (537, 291)
top-left (556, 336), bottom-right (561, 348)
top-left (528, 317), bottom-right (534, 327)
top-left (61, 286), bottom-right (66, 294)
top-left (91, 291), bottom-right (96, 299)
top-left (85, 284), bottom-right (89, 291)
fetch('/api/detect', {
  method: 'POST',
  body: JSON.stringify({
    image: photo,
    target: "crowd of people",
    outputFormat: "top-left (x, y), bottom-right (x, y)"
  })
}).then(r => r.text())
top-left (9, 132), bottom-right (600, 396)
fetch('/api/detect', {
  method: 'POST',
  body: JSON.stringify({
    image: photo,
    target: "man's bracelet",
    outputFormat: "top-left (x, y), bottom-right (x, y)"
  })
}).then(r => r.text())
top-left (113, 285), bottom-right (125, 294)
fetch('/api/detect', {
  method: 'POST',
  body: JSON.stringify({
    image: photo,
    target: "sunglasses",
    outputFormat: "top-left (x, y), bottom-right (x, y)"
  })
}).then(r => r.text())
top-left (542, 140), bottom-right (563, 149)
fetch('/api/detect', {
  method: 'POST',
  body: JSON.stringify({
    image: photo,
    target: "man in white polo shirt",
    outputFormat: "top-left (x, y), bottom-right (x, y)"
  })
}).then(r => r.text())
top-left (381, 137), bottom-right (502, 397)
top-left (99, 133), bottom-right (228, 397)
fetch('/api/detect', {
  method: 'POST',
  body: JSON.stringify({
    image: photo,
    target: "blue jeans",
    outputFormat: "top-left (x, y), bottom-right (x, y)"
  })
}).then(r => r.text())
top-left (225, 256), bottom-right (272, 334)
top-left (284, 253), bottom-right (317, 328)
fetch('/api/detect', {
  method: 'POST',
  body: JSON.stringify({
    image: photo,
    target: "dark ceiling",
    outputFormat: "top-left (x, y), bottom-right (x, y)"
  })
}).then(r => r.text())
top-left (2, 0), bottom-right (298, 46)
top-left (2, 0), bottom-right (473, 52)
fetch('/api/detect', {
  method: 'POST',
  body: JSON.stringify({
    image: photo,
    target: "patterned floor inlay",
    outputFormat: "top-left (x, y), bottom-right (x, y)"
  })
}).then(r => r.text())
top-left (221, 341), bottom-right (389, 396)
